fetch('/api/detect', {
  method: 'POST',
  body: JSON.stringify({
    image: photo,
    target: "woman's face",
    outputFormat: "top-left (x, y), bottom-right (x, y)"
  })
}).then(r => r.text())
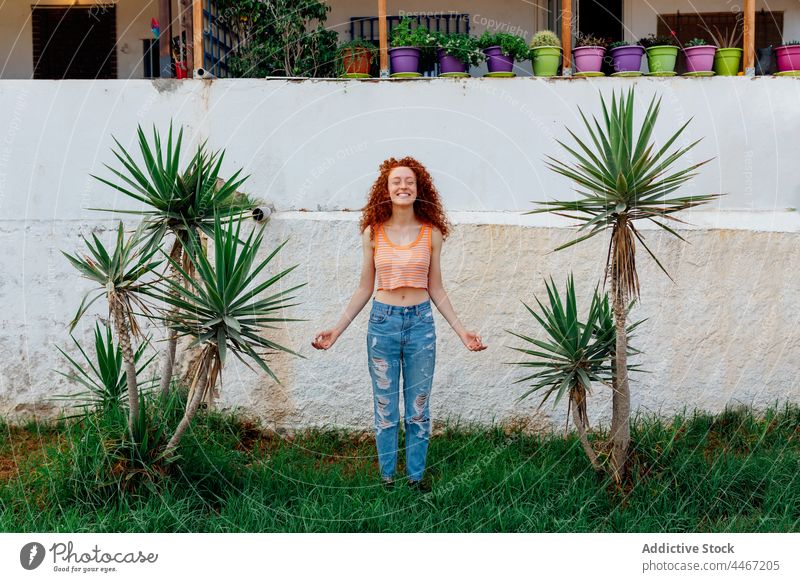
top-left (387, 166), bottom-right (417, 208)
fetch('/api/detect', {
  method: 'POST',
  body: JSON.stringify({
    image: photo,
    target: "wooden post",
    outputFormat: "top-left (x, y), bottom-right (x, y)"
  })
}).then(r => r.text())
top-left (562, 0), bottom-right (572, 75)
top-left (158, 0), bottom-right (173, 77)
top-left (378, 0), bottom-right (388, 77)
top-left (193, 0), bottom-right (204, 74)
top-left (743, 0), bottom-right (755, 75)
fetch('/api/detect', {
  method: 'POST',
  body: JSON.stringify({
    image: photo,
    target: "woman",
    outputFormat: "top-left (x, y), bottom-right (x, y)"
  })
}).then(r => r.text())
top-left (311, 156), bottom-right (487, 491)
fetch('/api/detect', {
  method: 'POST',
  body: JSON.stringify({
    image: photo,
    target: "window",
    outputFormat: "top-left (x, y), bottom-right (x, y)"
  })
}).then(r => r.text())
top-left (32, 6), bottom-right (117, 79)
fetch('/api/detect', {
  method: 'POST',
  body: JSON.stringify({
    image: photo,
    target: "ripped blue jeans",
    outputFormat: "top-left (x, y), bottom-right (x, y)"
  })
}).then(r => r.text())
top-left (367, 298), bottom-right (436, 482)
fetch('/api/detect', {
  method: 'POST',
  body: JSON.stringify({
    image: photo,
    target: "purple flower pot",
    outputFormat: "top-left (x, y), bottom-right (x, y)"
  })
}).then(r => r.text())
top-left (776, 44), bottom-right (800, 72)
top-left (437, 49), bottom-right (467, 74)
top-left (482, 46), bottom-right (513, 73)
top-left (683, 45), bottom-right (716, 72)
top-left (610, 45), bottom-right (644, 72)
top-left (389, 46), bottom-right (421, 74)
top-left (573, 46), bottom-right (605, 73)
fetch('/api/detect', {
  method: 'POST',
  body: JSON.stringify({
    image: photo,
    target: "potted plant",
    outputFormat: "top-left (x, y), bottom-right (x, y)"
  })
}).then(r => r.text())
top-left (639, 33), bottom-right (679, 74)
top-left (573, 34), bottom-right (607, 74)
top-left (433, 31), bottom-right (483, 75)
top-left (609, 40), bottom-right (644, 73)
top-left (529, 30), bottom-right (562, 76)
top-left (336, 39), bottom-right (376, 77)
top-left (702, 23), bottom-right (743, 76)
top-left (775, 40), bottom-right (800, 73)
top-left (389, 18), bottom-right (436, 75)
top-left (683, 37), bottom-right (716, 73)
top-left (477, 31), bottom-right (529, 74)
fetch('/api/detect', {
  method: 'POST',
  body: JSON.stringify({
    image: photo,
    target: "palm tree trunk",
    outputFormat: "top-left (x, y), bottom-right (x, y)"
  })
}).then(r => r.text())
top-left (610, 269), bottom-right (631, 485)
top-left (164, 346), bottom-right (216, 457)
top-left (110, 295), bottom-right (139, 442)
top-left (159, 233), bottom-right (186, 397)
top-left (570, 383), bottom-right (601, 471)
top-left (179, 231), bottom-right (217, 409)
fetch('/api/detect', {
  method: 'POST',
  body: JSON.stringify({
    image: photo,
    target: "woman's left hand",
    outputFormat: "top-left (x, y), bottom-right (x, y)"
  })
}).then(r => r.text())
top-left (460, 330), bottom-right (487, 351)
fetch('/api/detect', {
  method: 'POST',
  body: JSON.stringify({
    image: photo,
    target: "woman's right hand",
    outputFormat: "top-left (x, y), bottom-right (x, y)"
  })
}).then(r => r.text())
top-left (312, 328), bottom-right (340, 350)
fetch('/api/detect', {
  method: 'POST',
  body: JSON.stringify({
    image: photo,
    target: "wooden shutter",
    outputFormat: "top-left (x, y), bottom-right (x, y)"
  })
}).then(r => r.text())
top-left (656, 11), bottom-right (783, 50)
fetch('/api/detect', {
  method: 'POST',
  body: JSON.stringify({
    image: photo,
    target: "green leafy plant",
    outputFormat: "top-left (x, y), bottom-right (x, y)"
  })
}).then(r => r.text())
top-left (685, 38), bottom-right (709, 48)
top-left (90, 121), bottom-right (255, 397)
top-left (527, 88), bottom-right (721, 484)
top-left (576, 34), bottom-right (608, 49)
top-left (639, 33), bottom-right (679, 48)
top-left (62, 222), bottom-right (162, 443)
top-left (433, 31), bottom-right (484, 67)
top-left (478, 31), bottom-right (530, 61)
top-left (145, 215), bottom-right (307, 458)
top-left (390, 17), bottom-right (437, 50)
top-left (52, 323), bottom-right (157, 419)
top-left (215, 0), bottom-right (338, 77)
top-left (335, 39), bottom-right (377, 75)
top-left (530, 30), bottom-right (561, 48)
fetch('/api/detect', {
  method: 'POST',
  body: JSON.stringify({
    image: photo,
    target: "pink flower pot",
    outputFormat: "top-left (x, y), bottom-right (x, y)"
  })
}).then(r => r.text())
top-left (573, 46), bottom-right (606, 73)
top-left (775, 44), bottom-right (800, 72)
top-left (683, 45), bottom-right (716, 72)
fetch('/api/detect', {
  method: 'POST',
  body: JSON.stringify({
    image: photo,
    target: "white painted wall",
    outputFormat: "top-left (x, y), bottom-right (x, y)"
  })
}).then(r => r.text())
top-left (0, 78), bottom-right (799, 432)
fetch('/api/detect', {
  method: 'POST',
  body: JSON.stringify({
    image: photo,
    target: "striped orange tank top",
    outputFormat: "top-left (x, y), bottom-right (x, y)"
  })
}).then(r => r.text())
top-left (373, 222), bottom-right (432, 291)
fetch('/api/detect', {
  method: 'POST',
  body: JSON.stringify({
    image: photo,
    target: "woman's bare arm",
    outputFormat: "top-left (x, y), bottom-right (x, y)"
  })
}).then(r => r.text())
top-left (312, 227), bottom-right (375, 350)
top-left (331, 227), bottom-right (376, 335)
top-left (427, 227), bottom-right (487, 351)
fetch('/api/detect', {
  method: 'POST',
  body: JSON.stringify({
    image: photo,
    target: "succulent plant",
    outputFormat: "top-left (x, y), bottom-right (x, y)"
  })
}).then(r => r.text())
top-left (575, 34), bottom-right (608, 48)
top-left (530, 30), bottom-right (561, 48)
top-left (639, 33), bottom-right (679, 48)
top-left (609, 40), bottom-right (634, 50)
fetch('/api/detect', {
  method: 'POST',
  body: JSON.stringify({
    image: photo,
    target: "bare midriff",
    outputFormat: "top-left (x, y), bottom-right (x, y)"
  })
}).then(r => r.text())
top-left (374, 287), bottom-right (430, 306)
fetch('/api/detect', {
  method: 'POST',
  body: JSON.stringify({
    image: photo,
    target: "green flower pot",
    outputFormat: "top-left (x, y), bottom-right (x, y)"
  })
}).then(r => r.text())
top-left (645, 45), bottom-right (679, 73)
top-left (713, 47), bottom-right (742, 76)
top-left (532, 46), bottom-right (561, 76)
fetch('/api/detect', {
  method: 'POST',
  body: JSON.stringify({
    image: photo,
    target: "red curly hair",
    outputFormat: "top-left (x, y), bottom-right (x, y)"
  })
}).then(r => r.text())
top-left (359, 156), bottom-right (451, 240)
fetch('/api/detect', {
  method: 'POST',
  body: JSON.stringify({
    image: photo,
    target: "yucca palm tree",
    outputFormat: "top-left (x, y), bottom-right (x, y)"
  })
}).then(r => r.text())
top-left (528, 88), bottom-right (720, 484)
top-left (52, 322), bottom-right (157, 419)
top-left (62, 222), bottom-right (161, 442)
top-left (507, 276), bottom-right (645, 472)
top-left (145, 215), bottom-right (306, 458)
top-left (90, 121), bottom-right (255, 397)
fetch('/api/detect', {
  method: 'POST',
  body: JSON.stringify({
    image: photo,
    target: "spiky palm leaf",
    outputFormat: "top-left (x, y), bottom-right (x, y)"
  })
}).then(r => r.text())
top-left (146, 214), bottom-right (307, 388)
top-left (506, 277), bottom-right (646, 405)
top-left (527, 87), bottom-right (721, 300)
top-left (52, 323), bottom-right (157, 417)
top-left (89, 122), bottom-right (255, 243)
top-left (62, 221), bottom-right (161, 333)
top-left (505, 276), bottom-right (615, 407)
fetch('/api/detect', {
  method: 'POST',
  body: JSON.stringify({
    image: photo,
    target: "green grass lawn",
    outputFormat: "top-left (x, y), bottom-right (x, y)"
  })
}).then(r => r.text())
top-left (0, 402), bottom-right (797, 532)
